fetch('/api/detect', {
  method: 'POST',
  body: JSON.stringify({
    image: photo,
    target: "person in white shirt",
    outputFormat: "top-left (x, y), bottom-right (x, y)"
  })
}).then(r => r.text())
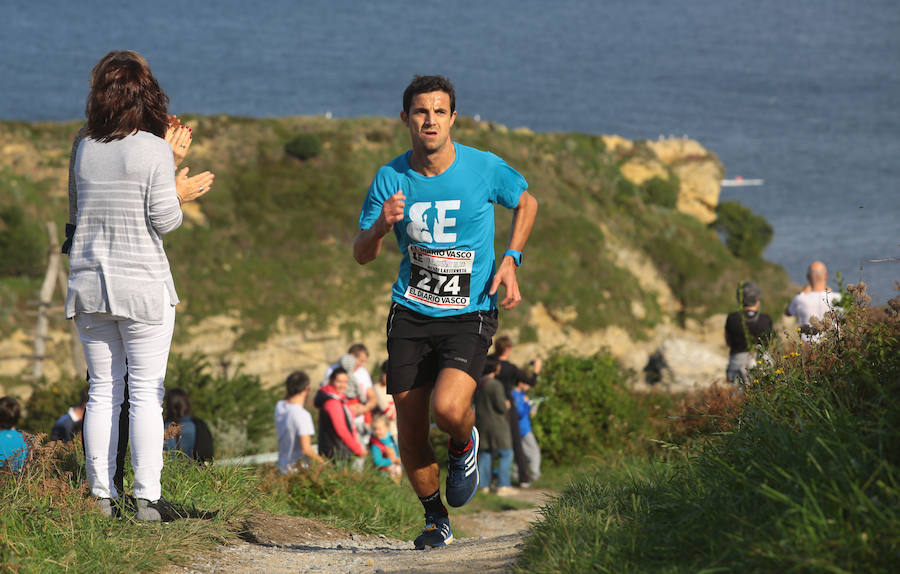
top-left (785, 261), bottom-right (841, 343)
top-left (275, 371), bottom-right (323, 474)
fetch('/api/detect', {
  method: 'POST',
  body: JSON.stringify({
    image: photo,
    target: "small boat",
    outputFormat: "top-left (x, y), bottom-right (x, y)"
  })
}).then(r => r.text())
top-left (721, 175), bottom-right (764, 187)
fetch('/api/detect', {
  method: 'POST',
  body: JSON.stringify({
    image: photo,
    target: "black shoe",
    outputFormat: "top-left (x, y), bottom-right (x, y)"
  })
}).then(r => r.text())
top-left (413, 514), bottom-right (453, 549)
top-left (445, 427), bottom-right (479, 507)
top-left (135, 497), bottom-right (185, 523)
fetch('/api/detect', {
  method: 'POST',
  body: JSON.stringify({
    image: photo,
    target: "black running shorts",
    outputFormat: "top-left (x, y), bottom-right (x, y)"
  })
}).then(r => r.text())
top-left (385, 303), bottom-right (498, 395)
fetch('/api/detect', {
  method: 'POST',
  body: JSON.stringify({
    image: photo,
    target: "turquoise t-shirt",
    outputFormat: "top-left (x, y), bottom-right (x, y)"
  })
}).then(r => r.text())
top-left (0, 429), bottom-right (27, 471)
top-left (358, 143), bottom-right (527, 317)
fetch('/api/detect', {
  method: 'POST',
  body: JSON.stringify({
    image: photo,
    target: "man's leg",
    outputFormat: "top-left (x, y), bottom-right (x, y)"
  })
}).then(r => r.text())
top-left (433, 368), bottom-right (481, 507)
top-left (431, 368), bottom-right (477, 443)
top-left (394, 385), bottom-right (437, 496)
top-left (395, 384), bottom-right (453, 549)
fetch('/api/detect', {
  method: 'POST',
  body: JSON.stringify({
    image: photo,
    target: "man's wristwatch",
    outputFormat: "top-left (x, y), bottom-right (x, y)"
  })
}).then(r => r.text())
top-left (504, 249), bottom-right (523, 267)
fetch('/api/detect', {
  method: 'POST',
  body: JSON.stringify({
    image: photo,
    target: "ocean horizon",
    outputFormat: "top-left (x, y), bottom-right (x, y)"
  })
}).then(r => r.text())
top-left (2, 0), bottom-right (897, 300)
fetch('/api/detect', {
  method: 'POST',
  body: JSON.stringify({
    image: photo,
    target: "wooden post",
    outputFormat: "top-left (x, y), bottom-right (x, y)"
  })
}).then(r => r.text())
top-left (57, 248), bottom-right (86, 378)
top-left (32, 222), bottom-right (60, 380)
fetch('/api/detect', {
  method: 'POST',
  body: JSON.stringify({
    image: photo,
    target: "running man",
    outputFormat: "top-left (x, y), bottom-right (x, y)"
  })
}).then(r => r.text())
top-left (354, 75), bottom-right (538, 549)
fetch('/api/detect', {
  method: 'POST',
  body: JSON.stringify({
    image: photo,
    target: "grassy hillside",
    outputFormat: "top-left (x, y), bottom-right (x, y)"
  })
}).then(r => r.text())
top-left (0, 116), bottom-right (792, 346)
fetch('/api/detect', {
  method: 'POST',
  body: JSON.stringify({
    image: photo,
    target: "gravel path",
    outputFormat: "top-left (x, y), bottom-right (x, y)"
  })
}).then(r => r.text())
top-left (168, 489), bottom-right (553, 574)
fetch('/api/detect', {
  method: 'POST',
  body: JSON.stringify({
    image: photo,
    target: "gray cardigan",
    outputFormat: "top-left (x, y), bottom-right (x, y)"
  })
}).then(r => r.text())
top-left (65, 131), bottom-right (182, 324)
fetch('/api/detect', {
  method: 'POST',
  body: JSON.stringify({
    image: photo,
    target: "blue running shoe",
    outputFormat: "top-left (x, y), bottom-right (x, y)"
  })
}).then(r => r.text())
top-left (445, 427), bottom-right (479, 507)
top-left (414, 514), bottom-right (453, 549)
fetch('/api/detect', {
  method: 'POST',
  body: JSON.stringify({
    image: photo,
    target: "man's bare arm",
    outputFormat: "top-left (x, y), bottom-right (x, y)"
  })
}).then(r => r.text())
top-left (489, 190), bottom-right (538, 309)
top-left (353, 190), bottom-right (406, 264)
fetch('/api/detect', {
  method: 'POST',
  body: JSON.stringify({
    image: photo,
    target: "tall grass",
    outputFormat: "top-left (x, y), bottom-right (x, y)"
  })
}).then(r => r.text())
top-left (518, 285), bottom-right (900, 573)
top-left (0, 432), bottom-right (428, 572)
top-left (0, 437), bottom-right (255, 573)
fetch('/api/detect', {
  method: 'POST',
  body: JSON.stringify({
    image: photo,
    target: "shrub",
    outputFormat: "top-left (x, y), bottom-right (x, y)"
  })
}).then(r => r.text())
top-left (0, 205), bottom-right (46, 278)
top-left (519, 284), bottom-right (900, 573)
top-left (641, 175), bottom-right (679, 208)
top-left (21, 379), bottom-right (86, 435)
top-left (714, 200), bottom-right (774, 260)
top-left (284, 132), bottom-right (323, 160)
top-left (165, 354), bottom-right (279, 456)
top-left (531, 351), bottom-right (643, 463)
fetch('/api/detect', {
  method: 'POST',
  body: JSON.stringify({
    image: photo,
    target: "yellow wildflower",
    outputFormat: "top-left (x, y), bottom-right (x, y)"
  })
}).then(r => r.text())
top-left (775, 368), bottom-right (784, 375)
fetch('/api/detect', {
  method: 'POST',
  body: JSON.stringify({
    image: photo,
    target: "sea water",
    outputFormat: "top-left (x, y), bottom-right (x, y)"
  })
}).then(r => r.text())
top-left (1, 0), bottom-right (897, 300)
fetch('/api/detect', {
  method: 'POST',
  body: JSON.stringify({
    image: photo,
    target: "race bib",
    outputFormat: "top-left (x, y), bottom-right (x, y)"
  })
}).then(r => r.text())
top-left (405, 245), bottom-right (473, 309)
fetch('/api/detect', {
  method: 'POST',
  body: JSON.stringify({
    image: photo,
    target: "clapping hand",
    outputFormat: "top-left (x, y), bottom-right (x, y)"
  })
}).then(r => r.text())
top-left (175, 167), bottom-right (214, 204)
top-left (165, 115), bottom-right (192, 166)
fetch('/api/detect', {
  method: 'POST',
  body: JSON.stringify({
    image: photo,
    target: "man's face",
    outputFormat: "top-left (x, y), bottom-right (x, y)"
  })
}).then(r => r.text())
top-left (356, 351), bottom-right (369, 371)
top-left (401, 91), bottom-right (456, 154)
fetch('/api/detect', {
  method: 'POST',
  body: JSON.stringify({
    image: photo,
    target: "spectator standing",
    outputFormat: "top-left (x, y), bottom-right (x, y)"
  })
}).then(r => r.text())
top-left (370, 415), bottom-right (403, 481)
top-left (275, 371), bottom-right (323, 473)
top-left (66, 50), bottom-right (212, 521)
top-left (324, 345), bottom-right (377, 443)
top-left (491, 336), bottom-right (541, 486)
top-left (0, 397), bottom-right (28, 471)
top-left (511, 380), bottom-right (541, 483)
top-left (725, 281), bottom-right (774, 384)
top-left (50, 386), bottom-right (89, 442)
top-left (475, 357), bottom-right (514, 495)
top-left (163, 388), bottom-right (214, 463)
top-left (786, 261), bottom-right (841, 343)
top-left (313, 368), bottom-right (367, 464)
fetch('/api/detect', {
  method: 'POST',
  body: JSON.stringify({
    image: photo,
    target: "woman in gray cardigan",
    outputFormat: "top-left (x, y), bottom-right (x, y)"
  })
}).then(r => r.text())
top-left (66, 50), bottom-right (211, 521)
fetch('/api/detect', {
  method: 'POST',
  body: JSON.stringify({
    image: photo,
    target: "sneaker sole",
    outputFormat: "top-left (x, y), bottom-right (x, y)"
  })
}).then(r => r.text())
top-left (447, 427), bottom-right (480, 508)
top-left (415, 534), bottom-right (454, 549)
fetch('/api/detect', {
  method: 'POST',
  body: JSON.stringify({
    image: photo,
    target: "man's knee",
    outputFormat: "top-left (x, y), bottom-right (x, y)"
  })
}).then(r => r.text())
top-left (432, 399), bottom-right (470, 431)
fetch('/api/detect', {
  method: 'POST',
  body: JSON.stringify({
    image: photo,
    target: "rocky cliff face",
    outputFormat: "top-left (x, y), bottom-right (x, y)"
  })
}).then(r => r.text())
top-left (619, 138), bottom-right (725, 224)
top-left (0, 122), bottom-right (774, 399)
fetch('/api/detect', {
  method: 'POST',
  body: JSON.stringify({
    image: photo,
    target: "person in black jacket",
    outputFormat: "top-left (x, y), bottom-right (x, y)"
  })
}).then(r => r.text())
top-left (163, 388), bottom-right (213, 463)
top-left (725, 281), bottom-right (774, 385)
top-left (489, 336), bottom-right (541, 486)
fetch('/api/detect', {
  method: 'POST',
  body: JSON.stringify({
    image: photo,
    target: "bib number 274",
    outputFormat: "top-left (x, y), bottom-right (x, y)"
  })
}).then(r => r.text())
top-left (405, 246), bottom-right (473, 309)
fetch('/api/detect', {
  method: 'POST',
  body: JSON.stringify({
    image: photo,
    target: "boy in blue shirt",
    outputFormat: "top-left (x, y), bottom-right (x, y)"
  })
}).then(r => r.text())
top-left (354, 75), bottom-right (538, 549)
top-left (1, 396), bottom-right (28, 471)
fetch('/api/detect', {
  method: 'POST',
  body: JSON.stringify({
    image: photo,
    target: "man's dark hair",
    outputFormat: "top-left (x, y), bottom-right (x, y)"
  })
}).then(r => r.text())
top-left (329, 367), bottom-right (348, 383)
top-left (165, 388), bottom-right (192, 421)
top-left (284, 371), bottom-right (310, 398)
top-left (79, 386), bottom-right (90, 407)
top-left (0, 396), bottom-right (21, 430)
top-left (493, 335), bottom-right (513, 356)
top-left (483, 356), bottom-right (500, 377)
top-left (347, 343), bottom-right (368, 358)
top-left (403, 75), bottom-right (456, 114)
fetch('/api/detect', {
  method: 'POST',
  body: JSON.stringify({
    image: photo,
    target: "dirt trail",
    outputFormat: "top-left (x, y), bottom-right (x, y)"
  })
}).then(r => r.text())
top-left (168, 489), bottom-right (553, 574)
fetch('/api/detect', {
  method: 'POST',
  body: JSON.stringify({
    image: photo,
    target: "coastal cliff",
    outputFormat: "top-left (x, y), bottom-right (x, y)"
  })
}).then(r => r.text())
top-left (0, 117), bottom-right (793, 396)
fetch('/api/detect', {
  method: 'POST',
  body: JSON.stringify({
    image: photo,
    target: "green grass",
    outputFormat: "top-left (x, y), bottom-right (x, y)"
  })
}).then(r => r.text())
top-left (517, 289), bottom-right (900, 573)
top-left (1, 440), bottom-right (255, 573)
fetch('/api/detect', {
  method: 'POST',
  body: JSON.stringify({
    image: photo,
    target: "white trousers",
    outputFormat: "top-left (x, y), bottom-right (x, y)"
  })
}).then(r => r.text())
top-left (76, 297), bottom-right (175, 501)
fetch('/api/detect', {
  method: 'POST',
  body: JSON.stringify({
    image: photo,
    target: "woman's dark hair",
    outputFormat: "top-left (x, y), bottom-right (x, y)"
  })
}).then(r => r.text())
top-left (284, 371), bottom-right (310, 398)
top-left (165, 388), bottom-right (192, 421)
top-left (403, 75), bottom-right (456, 114)
top-left (86, 50), bottom-right (169, 142)
top-left (328, 367), bottom-right (348, 383)
top-left (0, 396), bottom-right (21, 430)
